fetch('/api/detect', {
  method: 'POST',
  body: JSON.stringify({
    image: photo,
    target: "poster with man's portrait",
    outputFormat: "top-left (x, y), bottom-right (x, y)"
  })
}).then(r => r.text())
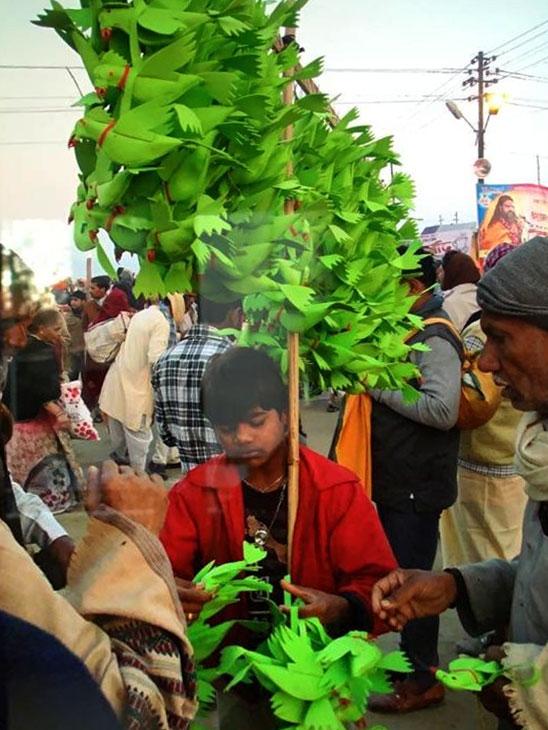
top-left (477, 183), bottom-right (548, 259)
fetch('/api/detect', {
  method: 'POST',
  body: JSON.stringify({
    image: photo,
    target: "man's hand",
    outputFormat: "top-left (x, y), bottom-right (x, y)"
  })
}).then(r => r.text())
top-left (174, 577), bottom-right (213, 623)
top-left (85, 460), bottom-right (167, 535)
top-left (280, 580), bottom-right (350, 627)
top-left (371, 569), bottom-right (457, 631)
top-left (480, 677), bottom-right (513, 722)
top-left (478, 645), bottom-right (514, 722)
top-left (54, 413), bottom-right (72, 431)
top-left (47, 535), bottom-right (75, 577)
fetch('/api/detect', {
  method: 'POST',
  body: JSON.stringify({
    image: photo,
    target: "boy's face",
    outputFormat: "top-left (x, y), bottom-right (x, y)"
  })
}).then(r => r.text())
top-left (215, 407), bottom-right (287, 469)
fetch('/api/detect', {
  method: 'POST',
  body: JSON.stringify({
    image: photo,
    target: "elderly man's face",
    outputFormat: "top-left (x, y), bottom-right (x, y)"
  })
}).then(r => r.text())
top-left (479, 312), bottom-right (548, 414)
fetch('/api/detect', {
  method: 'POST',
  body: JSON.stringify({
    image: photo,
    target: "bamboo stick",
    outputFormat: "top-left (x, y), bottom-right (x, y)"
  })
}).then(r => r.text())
top-left (273, 35), bottom-right (340, 128)
top-left (282, 26), bottom-right (299, 569)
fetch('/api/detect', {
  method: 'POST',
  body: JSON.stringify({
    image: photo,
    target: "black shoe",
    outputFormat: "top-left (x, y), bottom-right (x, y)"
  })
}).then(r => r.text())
top-left (109, 452), bottom-right (130, 466)
top-left (148, 462), bottom-right (167, 478)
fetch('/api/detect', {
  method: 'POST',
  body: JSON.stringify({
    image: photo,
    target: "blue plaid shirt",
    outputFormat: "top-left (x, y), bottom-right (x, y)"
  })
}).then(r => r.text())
top-left (151, 324), bottom-right (232, 472)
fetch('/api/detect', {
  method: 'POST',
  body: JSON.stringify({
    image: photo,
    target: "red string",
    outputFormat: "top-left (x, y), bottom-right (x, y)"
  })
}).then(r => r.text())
top-left (98, 120), bottom-right (116, 147)
top-left (118, 64), bottom-right (131, 90)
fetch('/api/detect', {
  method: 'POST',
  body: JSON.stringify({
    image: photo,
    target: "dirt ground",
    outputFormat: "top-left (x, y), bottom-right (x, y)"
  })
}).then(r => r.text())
top-left (61, 397), bottom-right (497, 730)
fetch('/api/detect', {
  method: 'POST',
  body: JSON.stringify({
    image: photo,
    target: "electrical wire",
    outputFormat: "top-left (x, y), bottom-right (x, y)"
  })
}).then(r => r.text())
top-left (488, 19), bottom-right (548, 54)
top-left (498, 68), bottom-right (548, 83)
top-left (0, 95), bottom-right (77, 100)
top-left (0, 64), bottom-right (85, 70)
top-left (0, 108), bottom-right (80, 114)
top-left (501, 38), bottom-right (548, 66)
top-left (494, 28), bottom-right (548, 59)
top-left (324, 67), bottom-right (463, 74)
top-left (0, 140), bottom-right (66, 145)
top-left (516, 53), bottom-right (548, 72)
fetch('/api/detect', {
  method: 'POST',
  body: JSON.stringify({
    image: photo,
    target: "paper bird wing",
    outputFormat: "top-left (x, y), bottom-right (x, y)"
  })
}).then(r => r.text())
top-left (449, 657), bottom-right (502, 675)
top-left (116, 98), bottom-right (175, 136)
top-left (275, 625), bottom-right (319, 666)
top-left (140, 32), bottom-right (198, 77)
top-left (270, 691), bottom-right (306, 725)
top-left (253, 663), bottom-right (325, 701)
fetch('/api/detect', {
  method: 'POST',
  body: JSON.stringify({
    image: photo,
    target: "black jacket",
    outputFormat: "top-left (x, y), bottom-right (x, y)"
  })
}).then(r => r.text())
top-left (371, 305), bottom-right (462, 513)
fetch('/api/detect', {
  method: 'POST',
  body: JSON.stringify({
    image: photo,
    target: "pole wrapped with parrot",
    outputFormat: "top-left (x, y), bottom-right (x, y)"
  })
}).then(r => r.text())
top-left (36, 0), bottom-right (424, 397)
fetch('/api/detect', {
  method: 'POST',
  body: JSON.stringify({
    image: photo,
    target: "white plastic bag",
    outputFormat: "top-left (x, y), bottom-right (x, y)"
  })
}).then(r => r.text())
top-left (84, 311), bottom-right (131, 364)
top-left (60, 381), bottom-right (100, 441)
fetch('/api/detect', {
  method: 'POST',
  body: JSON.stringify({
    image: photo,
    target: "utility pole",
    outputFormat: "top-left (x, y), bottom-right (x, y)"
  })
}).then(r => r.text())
top-left (438, 214), bottom-right (444, 225)
top-left (453, 212), bottom-right (459, 225)
top-left (537, 154), bottom-right (541, 186)
top-left (463, 52), bottom-right (499, 183)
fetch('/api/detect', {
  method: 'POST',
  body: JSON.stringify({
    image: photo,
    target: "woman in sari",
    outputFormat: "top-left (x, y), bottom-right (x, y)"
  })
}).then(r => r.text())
top-left (3, 308), bottom-right (82, 513)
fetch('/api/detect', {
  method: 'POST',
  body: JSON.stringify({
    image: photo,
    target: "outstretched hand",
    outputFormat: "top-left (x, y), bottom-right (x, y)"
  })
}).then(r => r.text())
top-left (85, 460), bottom-right (167, 535)
top-left (174, 577), bottom-right (214, 623)
top-left (280, 579), bottom-right (350, 627)
top-left (371, 569), bottom-right (457, 631)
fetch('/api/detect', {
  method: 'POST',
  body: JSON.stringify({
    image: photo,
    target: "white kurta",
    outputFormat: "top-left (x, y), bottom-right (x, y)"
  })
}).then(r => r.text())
top-left (100, 306), bottom-right (169, 431)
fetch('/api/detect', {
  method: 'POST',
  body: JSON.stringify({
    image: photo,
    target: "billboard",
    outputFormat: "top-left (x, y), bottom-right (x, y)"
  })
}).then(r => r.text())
top-left (477, 183), bottom-right (548, 259)
top-left (420, 222), bottom-right (476, 260)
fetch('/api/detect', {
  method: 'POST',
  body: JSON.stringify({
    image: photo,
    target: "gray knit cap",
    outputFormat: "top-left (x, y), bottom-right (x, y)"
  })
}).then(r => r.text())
top-left (477, 236), bottom-right (548, 330)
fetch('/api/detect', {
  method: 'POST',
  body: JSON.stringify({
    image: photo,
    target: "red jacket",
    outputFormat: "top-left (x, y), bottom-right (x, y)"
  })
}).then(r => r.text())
top-left (160, 446), bottom-right (397, 635)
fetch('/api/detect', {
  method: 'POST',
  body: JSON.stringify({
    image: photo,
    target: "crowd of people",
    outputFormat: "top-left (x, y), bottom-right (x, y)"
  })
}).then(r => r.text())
top-left (0, 237), bottom-right (547, 730)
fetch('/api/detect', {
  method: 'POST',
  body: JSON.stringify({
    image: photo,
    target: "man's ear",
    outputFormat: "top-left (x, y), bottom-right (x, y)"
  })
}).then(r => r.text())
top-left (407, 277), bottom-right (425, 296)
top-left (227, 306), bottom-right (244, 329)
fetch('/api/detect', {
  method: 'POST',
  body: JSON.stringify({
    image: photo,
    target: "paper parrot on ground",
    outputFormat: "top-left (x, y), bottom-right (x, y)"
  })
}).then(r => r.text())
top-left (37, 0), bottom-right (426, 398)
top-left (437, 656), bottom-right (541, 693)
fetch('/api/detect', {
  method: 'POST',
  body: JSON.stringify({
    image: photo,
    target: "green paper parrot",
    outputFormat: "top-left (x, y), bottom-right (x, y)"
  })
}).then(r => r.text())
top-left (72, 102), bottom-right (182, 166)
top-left (436, 657), bottom-right (506, 692)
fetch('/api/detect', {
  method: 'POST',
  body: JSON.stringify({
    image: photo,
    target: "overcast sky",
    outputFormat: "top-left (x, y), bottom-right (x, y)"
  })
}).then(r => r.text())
top-left (2, 1), bottom-right (548, 282)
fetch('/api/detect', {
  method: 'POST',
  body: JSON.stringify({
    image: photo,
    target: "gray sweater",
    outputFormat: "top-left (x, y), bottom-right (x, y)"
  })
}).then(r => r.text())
top-left (370, 335), bottom-right (461, 431)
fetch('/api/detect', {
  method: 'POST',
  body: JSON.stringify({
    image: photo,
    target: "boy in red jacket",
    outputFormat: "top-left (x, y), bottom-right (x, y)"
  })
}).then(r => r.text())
top-left (160, 347), bottom-right (396, 635)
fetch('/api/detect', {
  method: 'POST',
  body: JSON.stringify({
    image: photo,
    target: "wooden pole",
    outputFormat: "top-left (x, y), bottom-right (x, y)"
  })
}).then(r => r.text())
top-left (282, 26), bottom-right (299, 569)
top-left (86, 256), bottom-right (92, 288)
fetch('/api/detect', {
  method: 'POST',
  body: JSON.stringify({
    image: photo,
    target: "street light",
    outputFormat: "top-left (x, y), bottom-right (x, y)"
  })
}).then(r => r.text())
top-left (484, 91), bottom-right (509, 115)
top-left (444, 93), bottom-right (507, 182)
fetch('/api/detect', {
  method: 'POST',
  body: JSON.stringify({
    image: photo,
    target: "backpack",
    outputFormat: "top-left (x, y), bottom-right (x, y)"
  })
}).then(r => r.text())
top-left (84, 311), bottom-right (131, 364)
top-left (422, 317), bottom-right (502, 430)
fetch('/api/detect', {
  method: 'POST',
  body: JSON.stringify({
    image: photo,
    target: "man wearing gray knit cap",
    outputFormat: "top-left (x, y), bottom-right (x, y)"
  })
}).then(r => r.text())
top-left (371, 237), bottom-right (548, 729)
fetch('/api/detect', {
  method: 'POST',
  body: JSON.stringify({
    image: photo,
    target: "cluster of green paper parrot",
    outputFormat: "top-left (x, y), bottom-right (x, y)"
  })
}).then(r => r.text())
top-left (217, 594), bottom-right (411, 729)
top-left (36, 0), bottom-right (424, 394)
top-left (185, 542), bottom-right (411, 730)
top-left (185, 542), bottom-right (273, 722)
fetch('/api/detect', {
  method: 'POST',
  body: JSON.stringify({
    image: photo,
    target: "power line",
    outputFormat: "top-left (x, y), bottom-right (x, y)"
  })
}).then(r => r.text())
top-left (509, 100), bottom-right (548, 110)
top-left (502, 38), bottom-right (548, 66)
top-left (0, 95), bottom-right (77, 100)
top-left (0, 140), bottom-right (66, 145)
top-left (495, 29), bottom-right (548, 59)
top-left (0, 108), bottom-right (80, 114)
top-left (324, 67), bottom-right (463, 74)
top-left (335, 96), bottom-right (470, 105)
top-left (488, 19), bottom-right (548, 54)
top-left (516, 53), bottom-right (548, 72)
top-left (498, 68), bottom-right (548, 83)
top-left (0, 64), bottom-right (85, 70)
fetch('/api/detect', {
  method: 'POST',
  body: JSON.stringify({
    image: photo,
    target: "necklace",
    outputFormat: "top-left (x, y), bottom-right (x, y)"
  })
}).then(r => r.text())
top-left (243, 478), bottom-right (287, 548)
top-left (243, 472), bottom-right (286, 493)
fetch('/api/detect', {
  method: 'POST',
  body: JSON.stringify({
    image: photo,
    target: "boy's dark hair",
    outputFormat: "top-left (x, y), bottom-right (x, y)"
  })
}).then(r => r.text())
top-left (69, 290), bottom-right (87, 301)
top-left (201, 347), bottom-right (287, 428)
top-left (398, 245), bottom-right (437, 289)
top-left (90, 275), bottom-right (111, 290)
top-left (197, 296), bottom-right (241, 325)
